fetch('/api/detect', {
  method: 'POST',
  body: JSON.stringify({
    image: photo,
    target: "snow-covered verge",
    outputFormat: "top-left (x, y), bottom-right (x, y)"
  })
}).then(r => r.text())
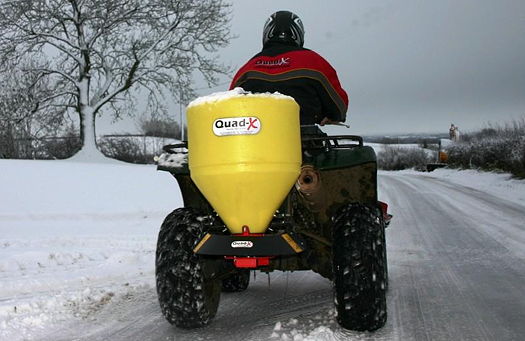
top-left (1, 158), bottom-right (524, 341)
top-left (0, 159), bottom-right (182, 340)
top-left (393, 167), bottom-right (525, 205)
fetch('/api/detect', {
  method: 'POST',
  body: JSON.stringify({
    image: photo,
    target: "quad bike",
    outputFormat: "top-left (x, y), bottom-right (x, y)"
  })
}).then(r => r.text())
top-left (155, 91), bottom-right (391, 331)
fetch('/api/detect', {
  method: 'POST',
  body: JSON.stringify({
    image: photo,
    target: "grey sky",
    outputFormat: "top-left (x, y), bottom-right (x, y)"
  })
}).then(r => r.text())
top-left (100, 0), bottom-right (525, 135)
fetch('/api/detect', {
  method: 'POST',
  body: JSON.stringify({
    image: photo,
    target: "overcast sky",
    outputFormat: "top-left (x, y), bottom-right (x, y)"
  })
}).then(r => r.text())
top-left (100, 0), bottom-right (525, 136)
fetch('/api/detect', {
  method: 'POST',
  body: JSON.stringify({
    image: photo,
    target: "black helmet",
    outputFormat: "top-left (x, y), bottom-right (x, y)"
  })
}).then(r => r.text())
top-left (263, 10), bottom-right (304, 47)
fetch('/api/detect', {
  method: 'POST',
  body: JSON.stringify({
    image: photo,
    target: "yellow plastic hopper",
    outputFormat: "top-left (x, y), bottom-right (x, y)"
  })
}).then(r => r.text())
top-left (187, 92), bottom-right (301, 234)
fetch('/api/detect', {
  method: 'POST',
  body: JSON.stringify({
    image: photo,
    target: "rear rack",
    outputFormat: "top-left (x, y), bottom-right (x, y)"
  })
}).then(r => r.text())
top-left (302, 135), bottom-right (363, 150)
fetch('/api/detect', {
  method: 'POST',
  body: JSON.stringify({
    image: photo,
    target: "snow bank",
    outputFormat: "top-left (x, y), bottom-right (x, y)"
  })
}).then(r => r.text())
top-left (0, 159), bottom-right (180, 217)
top-left (394, 168), bottom-right (525, 205)
top-left (0, 159), bottom-right (182, 340)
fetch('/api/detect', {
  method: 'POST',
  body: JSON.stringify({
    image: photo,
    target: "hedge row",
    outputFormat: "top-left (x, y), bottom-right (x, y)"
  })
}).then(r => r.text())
top-left (446, 135), bottom-right (525, 178)
top-left (376, 145), bottom-right (431, 171)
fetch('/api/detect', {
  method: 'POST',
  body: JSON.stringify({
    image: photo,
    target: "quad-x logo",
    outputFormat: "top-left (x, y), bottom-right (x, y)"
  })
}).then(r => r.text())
top-left (213, 117), bottom-right (261, 136)
top-left (231, 241), bottom-right (254, 248)
top-left (255, 57), bottom-right (290, 67)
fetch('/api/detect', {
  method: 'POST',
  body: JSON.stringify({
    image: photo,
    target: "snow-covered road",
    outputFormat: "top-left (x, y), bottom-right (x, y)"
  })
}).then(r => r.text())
top-left (1, 160), bottom-right (524, 341)
top-left (377, 172), bottom-right (525, 341)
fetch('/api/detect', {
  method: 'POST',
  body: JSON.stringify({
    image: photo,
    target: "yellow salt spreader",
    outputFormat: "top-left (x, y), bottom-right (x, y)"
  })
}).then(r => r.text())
top-left (155, 89), bottom-right (390, 332)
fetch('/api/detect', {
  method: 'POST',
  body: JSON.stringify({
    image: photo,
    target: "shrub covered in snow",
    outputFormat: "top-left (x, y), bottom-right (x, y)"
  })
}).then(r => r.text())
top-left (4, 133), bottom-right (177, 164)
top-left (377, 145), bottom-right (431, 171)
top-left (99, 136), bottom-right (178, 164)
top-left (138, 116), bottom-right (185, 139)
top-left (98, 138), bottom-right (152, 164)
top-left (446, 118), bottom-right (525, 178)
top-left (37, 130), bottom-right (82, 159)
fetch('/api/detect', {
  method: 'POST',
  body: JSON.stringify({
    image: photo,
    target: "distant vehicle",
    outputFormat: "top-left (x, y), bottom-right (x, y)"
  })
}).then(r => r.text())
top-left (427, 138), bottom-right (453, 171)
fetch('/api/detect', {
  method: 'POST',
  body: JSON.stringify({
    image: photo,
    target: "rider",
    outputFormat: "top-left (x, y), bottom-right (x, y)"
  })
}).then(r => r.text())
top-left (230, 10), bottom-right (349, 126)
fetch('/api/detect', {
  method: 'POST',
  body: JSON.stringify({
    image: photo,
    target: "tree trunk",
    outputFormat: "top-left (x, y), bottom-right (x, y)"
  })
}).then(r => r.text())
top-left (70, 79), bottom-right (109, 162)
top-left (80, 106), bottom-right (98, 152)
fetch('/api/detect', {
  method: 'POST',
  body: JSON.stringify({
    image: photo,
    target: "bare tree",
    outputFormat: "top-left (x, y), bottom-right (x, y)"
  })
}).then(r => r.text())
top-left (0, 0), bottom-right (232, 159)
top-left (0, 57), bottom-right (65, 157)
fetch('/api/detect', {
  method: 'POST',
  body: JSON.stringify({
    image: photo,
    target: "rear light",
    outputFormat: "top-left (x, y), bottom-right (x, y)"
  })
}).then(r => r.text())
top-left (226, 256), bottom-right (272, 268)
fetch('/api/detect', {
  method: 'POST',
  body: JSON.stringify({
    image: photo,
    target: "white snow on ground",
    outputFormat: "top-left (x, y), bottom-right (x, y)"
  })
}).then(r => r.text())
top-left (269, 310), bottom-right (372, 341)
top-left (395, 168), bottom-right (525, 204)
top-left (0, 159), bottom-right (182, 340)
top-left (1, 157), bottom-right (524, 341)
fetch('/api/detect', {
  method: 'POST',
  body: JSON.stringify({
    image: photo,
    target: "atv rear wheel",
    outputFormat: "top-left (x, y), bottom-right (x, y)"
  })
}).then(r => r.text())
top-left (155, 208), bottom-right (221, 328)
top-left (222, 269), bottom-right (250, 292)
top-left (332, 203), bottom-right (387, 331)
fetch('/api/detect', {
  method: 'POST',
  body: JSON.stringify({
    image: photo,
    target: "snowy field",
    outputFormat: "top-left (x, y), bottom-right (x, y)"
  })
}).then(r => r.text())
top-left (1, 158), bottom-right (524, 340)
top-left (0, 159), bottom-right (182, 340)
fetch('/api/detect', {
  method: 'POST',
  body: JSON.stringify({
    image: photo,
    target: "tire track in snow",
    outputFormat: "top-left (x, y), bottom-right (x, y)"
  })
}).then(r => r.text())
top-left (380, 174), bottom-right (525, 341)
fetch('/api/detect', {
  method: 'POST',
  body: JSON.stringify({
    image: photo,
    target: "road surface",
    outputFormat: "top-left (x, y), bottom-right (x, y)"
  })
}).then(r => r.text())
top-left (39, 172), bottom-right (525, 341)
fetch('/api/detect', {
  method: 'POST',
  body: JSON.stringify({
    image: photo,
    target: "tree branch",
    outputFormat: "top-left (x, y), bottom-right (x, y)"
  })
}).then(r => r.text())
top-left (33, 68), bottom-right (78, 87)
top-left (92, 48), bottom-right (140, 114)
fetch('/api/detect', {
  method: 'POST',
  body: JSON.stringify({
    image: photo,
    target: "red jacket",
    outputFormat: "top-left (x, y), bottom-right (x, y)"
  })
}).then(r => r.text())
top-left (230, 43), bottom-right (348, 125)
